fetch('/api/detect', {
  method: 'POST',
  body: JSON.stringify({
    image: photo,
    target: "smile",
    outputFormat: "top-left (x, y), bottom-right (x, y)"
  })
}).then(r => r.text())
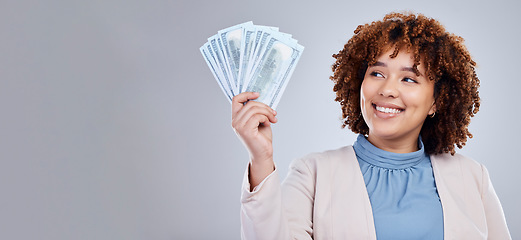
top-left (373, 104), bottom-right (404, 114)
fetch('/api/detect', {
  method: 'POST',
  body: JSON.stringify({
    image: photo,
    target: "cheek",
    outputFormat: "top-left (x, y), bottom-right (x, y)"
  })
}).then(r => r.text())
top-left (360, 82), bottom-right (369, 108)
top-left (403, 90), bottom-right (434, 111)
top-left (360, 80), bottom-right (376, 118)
top-left (360, 80), bottom-right (376, 103)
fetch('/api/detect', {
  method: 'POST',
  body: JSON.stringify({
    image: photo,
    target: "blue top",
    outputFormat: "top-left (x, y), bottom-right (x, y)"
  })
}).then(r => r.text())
top-left (353, 134), bottom-right (444, 240)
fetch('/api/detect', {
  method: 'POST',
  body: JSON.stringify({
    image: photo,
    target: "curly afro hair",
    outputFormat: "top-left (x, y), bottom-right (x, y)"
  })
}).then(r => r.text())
top-left (330, 12), bottom-right (480, 155)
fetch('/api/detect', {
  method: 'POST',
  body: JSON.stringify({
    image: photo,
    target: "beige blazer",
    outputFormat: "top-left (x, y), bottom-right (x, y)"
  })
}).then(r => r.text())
top-left (240, 146), bottom-right (511, 239)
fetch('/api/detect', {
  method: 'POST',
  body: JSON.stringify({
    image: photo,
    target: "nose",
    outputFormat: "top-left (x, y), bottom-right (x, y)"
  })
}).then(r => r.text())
top-left (379, 78), bottom-right (399, 98)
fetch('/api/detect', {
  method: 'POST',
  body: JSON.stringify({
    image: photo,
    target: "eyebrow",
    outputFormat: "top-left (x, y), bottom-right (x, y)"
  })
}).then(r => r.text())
top-left (372, 61), bottom-right (420, 75)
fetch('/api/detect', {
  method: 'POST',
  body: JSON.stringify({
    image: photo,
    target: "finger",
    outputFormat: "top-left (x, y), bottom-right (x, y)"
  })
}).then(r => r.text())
top-left (234, 103), bottom-right (277, 129)
top-left (233, 107), bottom-right (272, 131)
top-left (242, 100), bottom-right (277, 118)
top-left (232, 102), bottom-right (277, 131)
top-left (233, 100), bottom-right (274, 125)
top-left (232, 92), bottom-right (260, 115)
top-left (244, 114), bottom-right (271, 132)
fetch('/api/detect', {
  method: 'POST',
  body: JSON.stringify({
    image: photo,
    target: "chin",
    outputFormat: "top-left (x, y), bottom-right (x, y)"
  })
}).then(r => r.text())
top-left (367, 127), bottom-right (404, 140)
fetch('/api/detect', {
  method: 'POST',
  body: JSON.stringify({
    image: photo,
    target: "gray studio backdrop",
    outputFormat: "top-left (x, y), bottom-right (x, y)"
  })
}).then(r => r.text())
top-left (1, 0), bottom-right (519, 239)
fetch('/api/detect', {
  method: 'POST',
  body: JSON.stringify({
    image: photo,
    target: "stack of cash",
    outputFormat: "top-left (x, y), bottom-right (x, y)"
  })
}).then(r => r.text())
top-left (200, 22), bottom-right (304, 110)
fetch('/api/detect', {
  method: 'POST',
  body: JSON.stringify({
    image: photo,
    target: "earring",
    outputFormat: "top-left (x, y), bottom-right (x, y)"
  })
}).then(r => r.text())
top-left (429, 112), bottom-right (436, 118)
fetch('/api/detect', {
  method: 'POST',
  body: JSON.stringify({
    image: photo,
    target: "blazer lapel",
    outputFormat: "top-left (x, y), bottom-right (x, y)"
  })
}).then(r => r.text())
top-left (431, 154), bottom-right (470, 240)
top-left (330, 146), bottom-right (377, 239)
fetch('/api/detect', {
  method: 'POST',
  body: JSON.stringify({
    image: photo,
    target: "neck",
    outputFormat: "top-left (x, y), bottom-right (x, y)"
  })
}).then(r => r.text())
top-left (366, 133), bottom-right (419, 153)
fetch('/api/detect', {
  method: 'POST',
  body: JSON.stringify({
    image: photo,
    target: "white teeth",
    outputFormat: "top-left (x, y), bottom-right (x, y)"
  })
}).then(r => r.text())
top-left (376, 106), bottom-right (402, 114)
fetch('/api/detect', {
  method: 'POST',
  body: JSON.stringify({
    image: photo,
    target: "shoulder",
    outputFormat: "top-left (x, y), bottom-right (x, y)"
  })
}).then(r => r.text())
top-left (431, 152), bottom-right (488, 192)
top-left (288, 146), bottom-right (357, 175)
top-left (291, 146), bottom-right (355, 165)
top-left (431, 152), bottom-right (484, 172)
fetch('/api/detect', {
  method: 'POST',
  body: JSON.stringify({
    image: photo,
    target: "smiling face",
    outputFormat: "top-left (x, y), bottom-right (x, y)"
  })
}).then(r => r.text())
top-left (360, 48), bottom-right (436, 153)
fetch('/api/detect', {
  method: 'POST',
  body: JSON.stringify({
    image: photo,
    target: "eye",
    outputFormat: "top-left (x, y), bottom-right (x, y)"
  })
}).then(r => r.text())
top-left (403, 77), bottom-right (417, 83)
top-left (370, 72), bottom-right (384, 78)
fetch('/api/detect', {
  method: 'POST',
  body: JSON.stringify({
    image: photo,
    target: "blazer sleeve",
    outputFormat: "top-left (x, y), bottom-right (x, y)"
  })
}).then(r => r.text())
top-left (240, 158), bottom-right (315, 240)
top-left (480, 165), bottom-right (512, 240)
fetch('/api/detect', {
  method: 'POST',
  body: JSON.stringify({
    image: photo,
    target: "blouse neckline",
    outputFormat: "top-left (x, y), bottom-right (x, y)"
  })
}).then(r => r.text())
top-left (353, 134), bottom-right (427, 170)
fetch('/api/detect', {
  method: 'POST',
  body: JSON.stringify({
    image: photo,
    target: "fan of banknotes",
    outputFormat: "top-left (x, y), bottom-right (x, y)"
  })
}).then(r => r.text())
top-left (200, 21), bottom-right (304, 110)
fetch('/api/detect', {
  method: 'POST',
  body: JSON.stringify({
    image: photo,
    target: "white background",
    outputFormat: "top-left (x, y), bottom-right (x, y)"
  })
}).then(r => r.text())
top-left (1, 0), bottom-right (519, 239)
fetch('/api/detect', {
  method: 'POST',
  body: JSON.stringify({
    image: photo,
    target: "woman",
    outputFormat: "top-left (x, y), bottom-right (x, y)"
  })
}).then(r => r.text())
top-left (231, 12), bottom-right (511, 239)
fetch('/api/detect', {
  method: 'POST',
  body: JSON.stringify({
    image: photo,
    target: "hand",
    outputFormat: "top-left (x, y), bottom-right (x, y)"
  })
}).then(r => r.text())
top-left (232, 92), bottom-right (278, 163)
top-left (232, 92), bottom-right (277, 188)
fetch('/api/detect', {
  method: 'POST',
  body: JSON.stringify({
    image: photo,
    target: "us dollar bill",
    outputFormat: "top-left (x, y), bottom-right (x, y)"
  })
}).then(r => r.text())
top-left (209, 36), bottom-right (237, 96)
top-left (245, 33), bottom-right (304, 109)
top-left (200, 43), bottom-right (233, 102)
top-left (200, 22), bottom-right (304, 110)
top-left (218, 22), bottom-right (252, 92)
top-left (238, 26), bottom-right (256, 93)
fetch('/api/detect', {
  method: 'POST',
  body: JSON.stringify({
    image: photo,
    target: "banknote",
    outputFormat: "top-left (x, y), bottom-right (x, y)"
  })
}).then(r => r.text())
top-left (245, 33), bottom-right (304, 109)
top-left (218, 22), bottom-right (252, 90)
top-left (238, 26), bottom-right (256, 92)
top-left (200, 43), bottom-right (233, 102)
top-left (200, 22), bottom-right (304, 110)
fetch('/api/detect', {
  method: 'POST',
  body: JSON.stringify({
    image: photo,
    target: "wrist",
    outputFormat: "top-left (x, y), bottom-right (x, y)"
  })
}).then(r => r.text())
top-left (248, 158), bottom-right (275, 190)
top-left (250, 156), bottom-right (274, 171)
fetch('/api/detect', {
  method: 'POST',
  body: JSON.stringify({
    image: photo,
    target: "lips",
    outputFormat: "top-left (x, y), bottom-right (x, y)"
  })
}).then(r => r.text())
top-left (372, 103), bottom-right (404, 114)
